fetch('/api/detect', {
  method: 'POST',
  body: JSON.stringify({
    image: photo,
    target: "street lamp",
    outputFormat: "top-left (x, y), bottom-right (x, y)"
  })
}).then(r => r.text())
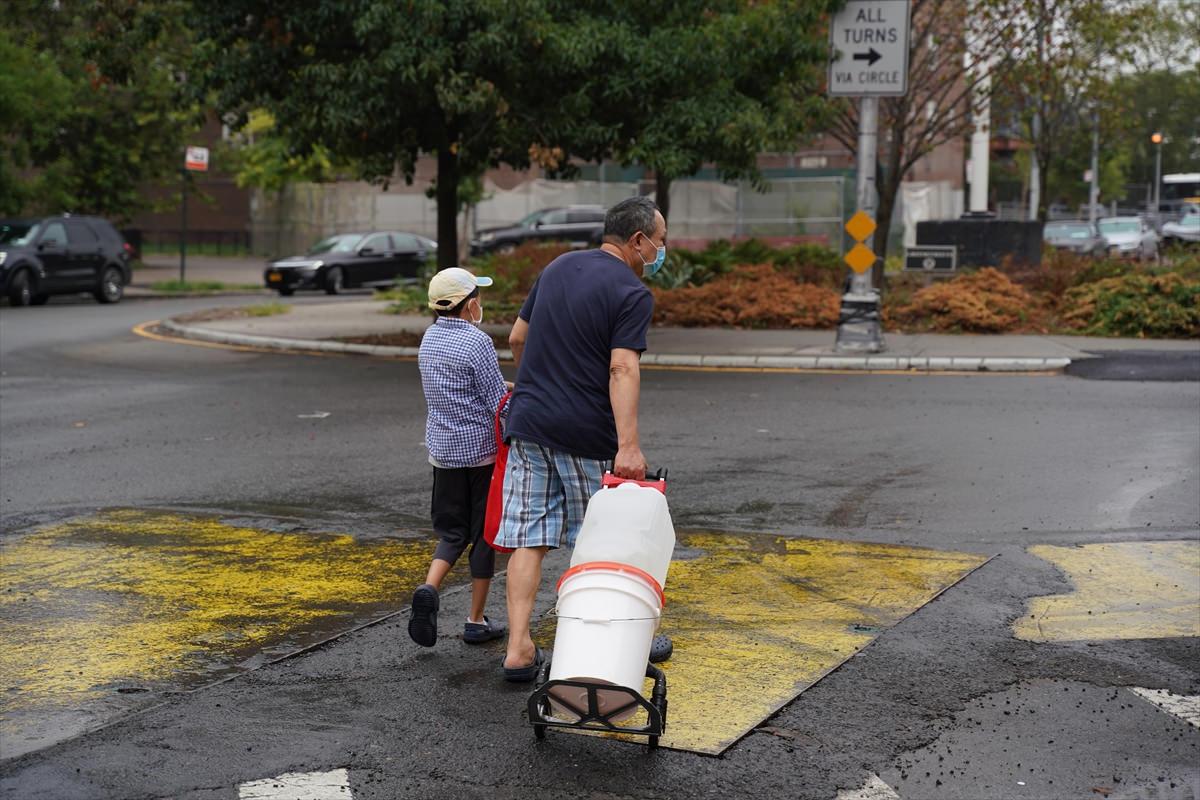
top-left (1151, 132), bottom-right (1163, 213)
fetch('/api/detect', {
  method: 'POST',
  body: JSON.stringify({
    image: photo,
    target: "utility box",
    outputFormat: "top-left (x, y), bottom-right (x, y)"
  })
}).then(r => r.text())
top-left (916, 216), bottom-right (1042, 268)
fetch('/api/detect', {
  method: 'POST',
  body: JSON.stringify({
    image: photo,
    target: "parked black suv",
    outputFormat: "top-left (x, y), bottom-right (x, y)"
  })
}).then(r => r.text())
top-left (1, 215), bottom-right (133, 306)
top-left (469, 205), bottom-right (606, 256)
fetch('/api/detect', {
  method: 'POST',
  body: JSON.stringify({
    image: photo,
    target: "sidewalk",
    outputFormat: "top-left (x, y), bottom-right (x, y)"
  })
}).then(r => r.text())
top-left (158, 299), bottom-right (1200, 372)
top-left (127, 254), bottom-right (269, 296)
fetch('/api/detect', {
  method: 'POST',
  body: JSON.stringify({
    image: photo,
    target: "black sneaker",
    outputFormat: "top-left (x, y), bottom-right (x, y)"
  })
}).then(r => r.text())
top-left (463, 616), bottom-right (506, 644)
top-left (408, 584), bottom-right (439, 647)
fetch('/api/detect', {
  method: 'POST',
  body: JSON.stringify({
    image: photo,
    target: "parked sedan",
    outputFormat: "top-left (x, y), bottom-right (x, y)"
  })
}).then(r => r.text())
top-left (1097, 216), bottom-right (1159, 261)
top-left (1161, 209), bottom-right (1200, 246)
top-left (264, 231), bottom-right (436, 295)
top-left (469, 205), bottom-right (606, 256)
top-left (1043, 220), bottom-right (1105, 257)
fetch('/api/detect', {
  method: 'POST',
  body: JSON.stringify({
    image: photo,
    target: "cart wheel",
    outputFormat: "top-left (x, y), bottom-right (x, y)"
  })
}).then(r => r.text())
top-left (648, 736), bottom-right (659, 750)
top-left (534, 724), bottom-right (546, 741)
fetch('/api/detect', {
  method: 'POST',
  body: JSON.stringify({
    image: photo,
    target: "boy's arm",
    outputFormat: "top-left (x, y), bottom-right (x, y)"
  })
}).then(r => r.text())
top-left (472, 336), bottom-right (509, 413)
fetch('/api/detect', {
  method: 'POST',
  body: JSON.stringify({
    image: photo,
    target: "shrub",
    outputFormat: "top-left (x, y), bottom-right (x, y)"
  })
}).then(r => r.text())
top-left (1062, 272), bottom-right (1200, 338)
top-left (467, 242), bottom-right (572, 301)
top-left (652, 264), bottom-right (841, 329)
top-left (887, 268), bottom-right (1041, 333)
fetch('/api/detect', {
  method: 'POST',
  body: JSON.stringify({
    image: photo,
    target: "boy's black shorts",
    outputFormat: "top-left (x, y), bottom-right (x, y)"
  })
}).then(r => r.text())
top-left (431, 464), bottom-right (496, 579)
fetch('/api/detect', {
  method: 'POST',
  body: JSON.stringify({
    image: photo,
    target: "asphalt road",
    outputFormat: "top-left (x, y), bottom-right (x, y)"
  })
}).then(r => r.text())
top-left (1, 297), bottom-right (1198, 799)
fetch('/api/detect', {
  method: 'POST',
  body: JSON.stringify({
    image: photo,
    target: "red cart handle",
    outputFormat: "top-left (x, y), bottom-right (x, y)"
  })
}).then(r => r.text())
top-left (602, 469), bottom-right (667, 495)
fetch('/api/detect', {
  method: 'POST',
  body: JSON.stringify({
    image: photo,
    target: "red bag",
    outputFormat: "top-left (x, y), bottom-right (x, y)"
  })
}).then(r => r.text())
top-left (483, 391), bottom-right (514, 553)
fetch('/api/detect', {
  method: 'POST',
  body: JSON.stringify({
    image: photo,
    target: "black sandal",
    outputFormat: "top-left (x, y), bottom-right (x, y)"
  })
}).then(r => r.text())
top-left (502, 646), bottom-right (546, 683)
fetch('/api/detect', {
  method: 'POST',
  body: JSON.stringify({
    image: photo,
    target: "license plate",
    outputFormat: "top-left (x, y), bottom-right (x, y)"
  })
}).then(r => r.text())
top-left (267, 271), bottom-right (282, 283)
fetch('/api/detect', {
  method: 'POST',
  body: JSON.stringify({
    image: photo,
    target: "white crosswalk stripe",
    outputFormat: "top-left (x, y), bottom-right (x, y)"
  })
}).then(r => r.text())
top-left (1129, 687), bottom-right (1200, 729)
top-left (239, 768), bottom-right (353, 799)
top-left (836, 773), bottom-right (901, 800)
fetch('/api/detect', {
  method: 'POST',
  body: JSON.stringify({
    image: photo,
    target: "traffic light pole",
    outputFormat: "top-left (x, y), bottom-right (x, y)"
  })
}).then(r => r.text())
top-left (835, 95), bottom-right (884, 352)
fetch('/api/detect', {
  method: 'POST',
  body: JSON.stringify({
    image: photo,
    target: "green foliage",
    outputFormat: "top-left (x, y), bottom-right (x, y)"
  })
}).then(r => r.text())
top-left (594, 1), bottom-right (838, 190)
top-left (1064, 273), bottom-right (1200, 338)
top-left (652, 239), bottom-right (843, 289)
top-left (0, 28), bottom-right (72, 215)
top-left (220, 111), bottom-right (340, 192)
top-left (150, 280), bottom-right (260, 293)
top-left (2, 1), bottom-right (202, 221)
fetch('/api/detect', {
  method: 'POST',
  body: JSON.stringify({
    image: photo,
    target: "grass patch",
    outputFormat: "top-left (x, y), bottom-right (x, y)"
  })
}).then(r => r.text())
top-left (243, 302), bottom-right (292, 317)
top-left (150, 280), bottom-right (262, 294)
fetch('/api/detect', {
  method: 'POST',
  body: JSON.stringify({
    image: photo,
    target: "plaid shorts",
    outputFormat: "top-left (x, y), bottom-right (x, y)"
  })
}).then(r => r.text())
top-left (493, 438), bottom-right (605, 550)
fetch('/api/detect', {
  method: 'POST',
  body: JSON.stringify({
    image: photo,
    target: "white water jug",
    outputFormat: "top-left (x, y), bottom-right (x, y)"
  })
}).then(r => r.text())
top-left (569, 482), bottom-right (676, 588)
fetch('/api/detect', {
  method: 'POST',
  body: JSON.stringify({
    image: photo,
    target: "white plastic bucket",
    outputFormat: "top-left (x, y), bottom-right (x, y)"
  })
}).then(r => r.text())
top-left (548, 564), bottom-right (663, 722)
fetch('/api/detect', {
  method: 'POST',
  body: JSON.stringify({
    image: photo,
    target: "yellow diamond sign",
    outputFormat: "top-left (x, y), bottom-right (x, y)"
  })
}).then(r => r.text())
top-left (845, 242), bottom-right (876, 274)
top-left (845, 210), bottom-right (876, 242)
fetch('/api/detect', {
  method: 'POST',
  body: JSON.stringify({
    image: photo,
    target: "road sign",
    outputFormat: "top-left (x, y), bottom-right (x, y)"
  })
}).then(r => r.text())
top-left (828, 0), bottom-right (911, 97)
top-left (844, 211), bottom-right (878, 275)
top-left (904, 245), bottom-right (957, 273)
top-left (185, 146), bottom-right (209, 172)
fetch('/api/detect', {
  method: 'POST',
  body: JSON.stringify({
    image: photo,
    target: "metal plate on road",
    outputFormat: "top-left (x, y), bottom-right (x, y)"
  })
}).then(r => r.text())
top-left (904, 244), bottom-right (957, 272)
top-left (828, 0), bottom-right (911, 96)
top-left (538, 532), bottom-right (989, 755)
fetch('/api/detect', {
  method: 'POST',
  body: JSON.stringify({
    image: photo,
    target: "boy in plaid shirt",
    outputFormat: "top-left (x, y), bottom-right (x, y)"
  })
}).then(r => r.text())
top-left (409, 267), bottom-right (510, 647)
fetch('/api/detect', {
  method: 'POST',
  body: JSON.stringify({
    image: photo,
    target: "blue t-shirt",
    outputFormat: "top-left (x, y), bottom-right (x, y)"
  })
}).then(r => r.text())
top-left (507, 249), bottom-right (654, 460)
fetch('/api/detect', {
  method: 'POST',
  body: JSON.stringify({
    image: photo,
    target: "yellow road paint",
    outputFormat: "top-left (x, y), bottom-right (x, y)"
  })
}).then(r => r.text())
top-left (536, 533), bottom-right (989, 754)
top-left (1014, 540), bottom-right (1200, 643)
top-left (0, 510), bottom-right (441, 755)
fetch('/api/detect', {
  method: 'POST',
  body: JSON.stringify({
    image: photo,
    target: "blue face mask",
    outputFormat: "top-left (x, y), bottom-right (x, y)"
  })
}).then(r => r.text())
top-left (639, 236), bottom-right (666, 277)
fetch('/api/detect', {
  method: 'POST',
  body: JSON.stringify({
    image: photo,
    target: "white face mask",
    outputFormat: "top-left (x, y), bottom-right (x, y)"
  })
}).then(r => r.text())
top-left (470, 298), bottom-right (483, 325)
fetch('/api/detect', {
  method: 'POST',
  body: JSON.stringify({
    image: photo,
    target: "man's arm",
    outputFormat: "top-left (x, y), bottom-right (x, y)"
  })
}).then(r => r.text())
top-left (610, 347), bottom-right (647, 479)
top-left (509, 317), bottom-right (529, 371)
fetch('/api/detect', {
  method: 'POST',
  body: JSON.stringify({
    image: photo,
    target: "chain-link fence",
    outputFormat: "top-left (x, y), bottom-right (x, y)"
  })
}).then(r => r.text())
top-left (249, 175), bottom-right (853, 258)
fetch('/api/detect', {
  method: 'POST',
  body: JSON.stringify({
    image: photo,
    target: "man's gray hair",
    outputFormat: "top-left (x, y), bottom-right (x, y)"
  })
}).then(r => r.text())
top-left (604, 195), bottom-right (659, 242)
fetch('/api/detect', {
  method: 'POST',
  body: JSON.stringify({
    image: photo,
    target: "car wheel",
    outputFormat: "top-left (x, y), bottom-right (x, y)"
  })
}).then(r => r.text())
top-left (324, 266), bottom-right (344, 295)
top-left (496, 242), bottom-right (517, 255)
top-left (30, 293), bottom-right (49, 305)
top-left (278, 287), bottom-right (296, 297)
top-left (95, 266), bottom-right (124, 304)
top-left (6, 269), bottom-right (34, 307)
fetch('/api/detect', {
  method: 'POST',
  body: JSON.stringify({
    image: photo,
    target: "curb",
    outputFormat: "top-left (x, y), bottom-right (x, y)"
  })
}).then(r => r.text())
top-left (157, 318), bottom-right (1071, 373)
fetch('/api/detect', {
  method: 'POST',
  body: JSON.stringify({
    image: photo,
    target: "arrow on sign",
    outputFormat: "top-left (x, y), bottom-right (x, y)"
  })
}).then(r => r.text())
top-left (853, 47), bottom-right (882, 66)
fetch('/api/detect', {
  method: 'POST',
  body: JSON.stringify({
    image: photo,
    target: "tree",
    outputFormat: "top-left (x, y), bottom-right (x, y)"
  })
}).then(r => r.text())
top-left (584, 1), bottom-right (840, 222)
top-left (2, 1), bottom-right (200, 221)
top-left (0, 29), bottom-right (71, 215)
top-left (195, 0), bottom-right (609, 267)
top-left (989, 0), bottom-right (1160, 220)
top-left (829, 0), bottom-right (1016, 271)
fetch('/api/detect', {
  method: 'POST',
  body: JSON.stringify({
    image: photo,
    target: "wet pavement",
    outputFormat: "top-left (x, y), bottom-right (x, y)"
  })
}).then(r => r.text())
top-left (1, 297), bottom-right (1197, 798)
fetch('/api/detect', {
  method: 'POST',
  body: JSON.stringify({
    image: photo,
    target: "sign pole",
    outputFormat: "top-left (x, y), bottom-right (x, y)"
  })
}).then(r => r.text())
top-left (828, 0), bottom-right (907, 353)
top-left (853, 96), bottom-right (877, 296)
top-left (180, 167), bottom-right (187, 284)
top-left (835, 95), bottom-right (884, 352)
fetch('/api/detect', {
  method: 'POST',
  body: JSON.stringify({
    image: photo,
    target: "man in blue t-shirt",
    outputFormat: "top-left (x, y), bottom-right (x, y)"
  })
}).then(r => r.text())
top-left (494, 195), bottom-right (665, 681)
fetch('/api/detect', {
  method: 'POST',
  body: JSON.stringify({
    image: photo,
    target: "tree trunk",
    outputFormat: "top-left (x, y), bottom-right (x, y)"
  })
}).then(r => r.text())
top-left (873, 182), bottom-right (897, 289)
top-left (436, 146), bottom-right (459, 269)
top-left (655, 173), bottom-right (671, 222)
top-left (873, 150), bottom-right (900, 289)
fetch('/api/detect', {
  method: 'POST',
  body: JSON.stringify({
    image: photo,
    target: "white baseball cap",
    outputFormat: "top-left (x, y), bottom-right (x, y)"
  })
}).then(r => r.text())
top-left (427, 267), bottom-right (493, 310)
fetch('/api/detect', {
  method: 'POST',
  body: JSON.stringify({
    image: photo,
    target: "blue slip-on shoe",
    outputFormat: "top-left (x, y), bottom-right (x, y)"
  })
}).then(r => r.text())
top-left (463, 616), bottom-right (506, 644)
top-left (649, 633), bottom-right (673, 663)
top-left (408, 584), bottom-right (439, 647)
